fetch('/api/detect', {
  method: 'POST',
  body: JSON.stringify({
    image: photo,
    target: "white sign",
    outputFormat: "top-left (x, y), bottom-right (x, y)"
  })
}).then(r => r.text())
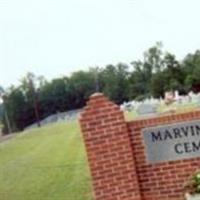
top-left (143, 120), bottom-right (200, 163)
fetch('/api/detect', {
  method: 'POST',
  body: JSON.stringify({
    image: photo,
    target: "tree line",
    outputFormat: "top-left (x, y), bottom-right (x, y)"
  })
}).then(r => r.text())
top-left (1, 42), bottom-right (200, 134)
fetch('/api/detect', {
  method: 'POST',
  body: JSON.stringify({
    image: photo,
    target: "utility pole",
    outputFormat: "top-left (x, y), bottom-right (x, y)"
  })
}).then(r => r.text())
top-left (33, 89), bottom-right (41, 127)
top-left (4, 106), bottom-right (12, 134)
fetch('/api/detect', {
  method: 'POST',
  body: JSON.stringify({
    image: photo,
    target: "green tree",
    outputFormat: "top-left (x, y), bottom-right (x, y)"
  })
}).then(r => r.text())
top-left (129, 42), bottom-right (164, 99)
top-left (39, 77), bottom-right (70, 115)
top-left (68, 70), bottom-right (96, 108)
top-left (101, 63), bottom-right (130, 104)
top-left (0, 86), bottom-right (4, 121)
top-left (20, 72), bottom-right (41, 127)
top-left (182, 50), bottom-right (200, 92)
top-left (163, 53), bottom-right (184, 92)
top-left (3, 87), bottom-right (26, 132)
top-left (151, 72), bottom-right (166, 98)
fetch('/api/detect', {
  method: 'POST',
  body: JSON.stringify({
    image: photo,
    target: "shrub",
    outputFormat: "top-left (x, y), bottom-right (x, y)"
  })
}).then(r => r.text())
top-left (184, 171), bottom-right (200, 195)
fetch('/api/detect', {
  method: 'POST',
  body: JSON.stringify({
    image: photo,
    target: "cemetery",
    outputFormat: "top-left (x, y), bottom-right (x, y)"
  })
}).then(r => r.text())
top-left (23, 91), bottom-right (200, 129)
top-left (121, 91), bottom-right (200, 118)
top-left (0, 90), bottom-right (200, 200)
top-left (0, 91), bottom-right (200, 200)
top-left (1, 0), bottom-right (200, 199)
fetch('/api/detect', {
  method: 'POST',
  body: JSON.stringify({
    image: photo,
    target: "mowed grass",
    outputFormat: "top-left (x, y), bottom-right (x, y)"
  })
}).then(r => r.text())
top-left (0, 121), bottom-right (93, 200)
top-left (1, 104), bottom-right (198, 200)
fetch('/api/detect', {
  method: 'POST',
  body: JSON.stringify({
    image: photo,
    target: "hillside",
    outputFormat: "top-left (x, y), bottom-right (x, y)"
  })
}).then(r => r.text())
top-left (0, 121), bottom-right (92, 200)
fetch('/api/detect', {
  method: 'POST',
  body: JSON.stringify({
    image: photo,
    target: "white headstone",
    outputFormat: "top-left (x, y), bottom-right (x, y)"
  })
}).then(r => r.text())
top-left (136, 104), bottom-right (157, 115)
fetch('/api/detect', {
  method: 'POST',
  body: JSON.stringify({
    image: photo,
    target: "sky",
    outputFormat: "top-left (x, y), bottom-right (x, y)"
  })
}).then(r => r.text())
top-left (0, 0), bottom-right (200, 88)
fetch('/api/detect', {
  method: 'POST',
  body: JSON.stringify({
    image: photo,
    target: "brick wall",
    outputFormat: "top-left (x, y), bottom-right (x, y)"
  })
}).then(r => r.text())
top-left (80, 93), bottom-right (141, 200)
top-left (79, 93), bottom-right (200, 200)
top-left (128, 112), bottom-right (200, 200)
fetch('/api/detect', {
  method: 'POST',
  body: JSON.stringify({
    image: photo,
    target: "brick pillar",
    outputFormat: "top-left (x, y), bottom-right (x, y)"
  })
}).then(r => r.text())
top-left (79, 93), bottom-right (141, 200)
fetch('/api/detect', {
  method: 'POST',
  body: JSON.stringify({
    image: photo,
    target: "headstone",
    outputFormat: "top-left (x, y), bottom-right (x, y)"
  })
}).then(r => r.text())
top-left (185, 193), bottom-right (200, 200)
top-left (197, 94), bottom-right (200, 107)
top-left (175, 90), bottom-right (179, 100)
top-left (121, 102), bottom-right (134, 112)
top-left (165, 91), bottom-right (175, 105)
top-left (136, 103), bottom-right (157, 115)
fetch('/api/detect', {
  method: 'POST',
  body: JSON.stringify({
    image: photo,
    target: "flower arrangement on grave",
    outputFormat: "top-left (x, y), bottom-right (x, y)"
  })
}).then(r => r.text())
top-left (184, 171), bottom-right (200, 196)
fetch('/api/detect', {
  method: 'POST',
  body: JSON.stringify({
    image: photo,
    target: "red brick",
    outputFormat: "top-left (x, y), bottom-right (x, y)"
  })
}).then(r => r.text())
top-left (80, 93), bottom-right (200, 200)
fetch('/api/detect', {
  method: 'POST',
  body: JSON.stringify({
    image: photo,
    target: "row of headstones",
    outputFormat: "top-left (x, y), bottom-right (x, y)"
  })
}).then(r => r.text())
top-left (120, 100), bottom-right (158, 115)
top-left (175, 91), bottom-right (200, 105)
top-left (121, 92), bottom-right (200, 116)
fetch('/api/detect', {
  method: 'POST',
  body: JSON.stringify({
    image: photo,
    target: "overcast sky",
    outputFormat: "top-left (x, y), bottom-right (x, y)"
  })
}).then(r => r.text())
top-left (1, 0), bottom-right (200, 87)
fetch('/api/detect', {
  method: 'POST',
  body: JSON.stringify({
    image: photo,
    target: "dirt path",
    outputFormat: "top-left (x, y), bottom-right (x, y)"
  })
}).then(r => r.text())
top-left (0, 132), bottom-right (18, 143)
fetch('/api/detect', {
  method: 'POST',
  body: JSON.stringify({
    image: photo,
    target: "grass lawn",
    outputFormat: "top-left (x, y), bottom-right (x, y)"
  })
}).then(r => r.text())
top-left (0, 121), bottom-right (93, 200)
top-left (0, 104), bottom-right (198, 200)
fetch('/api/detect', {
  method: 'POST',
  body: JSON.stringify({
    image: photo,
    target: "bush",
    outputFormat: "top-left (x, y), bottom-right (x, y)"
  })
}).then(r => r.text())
top-left (184, 171), bottom-right (200, 195)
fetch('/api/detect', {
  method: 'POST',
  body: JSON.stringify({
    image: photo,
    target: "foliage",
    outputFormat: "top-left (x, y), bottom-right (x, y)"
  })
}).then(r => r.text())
top-left (0, 104), bottom-right (3, 121)
top-left (183, 50), bottom-right (200, 92)
top-left (0, 86), bottom-right (4, 121)
top-left (184, 171), bottom-right (200, 194)
top-left (101, 63), bottom-right (130, 104)
top-left (2, 43), bottom-right (200, 133)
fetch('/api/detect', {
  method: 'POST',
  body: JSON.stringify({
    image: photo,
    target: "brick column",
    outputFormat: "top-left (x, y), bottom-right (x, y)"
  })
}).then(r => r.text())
top-left (79, 93), bottom-right (141, 200)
